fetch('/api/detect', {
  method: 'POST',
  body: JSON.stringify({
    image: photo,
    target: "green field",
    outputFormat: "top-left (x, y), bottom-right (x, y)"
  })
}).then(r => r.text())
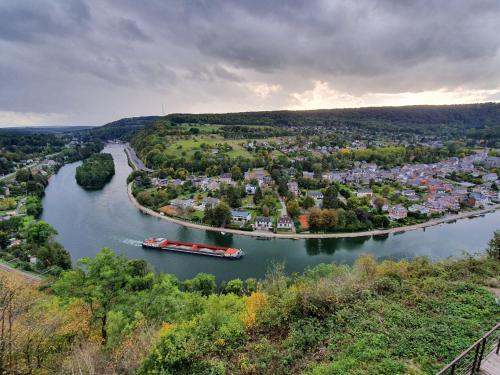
top-left (163, 134), bottom-right (283, 159)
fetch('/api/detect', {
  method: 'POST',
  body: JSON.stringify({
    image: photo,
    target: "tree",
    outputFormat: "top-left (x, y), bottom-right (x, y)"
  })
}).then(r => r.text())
top-left (373, 196), bottom-right (386, 212)
top-left (301, 195), bottom-right (316, 210)
top-left (245, 278), bottom-right (257, 293)
top-left (230, 165), bottom-right (243, 181)
top-left (226, 186), bottom-right (242, 208)
top-left (286, 199), bottom-right (301, 218)
top-left (308, 208), bottom-right (322, 231)
top-left (205, 202), bottom-right (232, 227)
top-left (15, 168), bottom-right (31, 183)
top-left (25, 195), bottom-right (43, 217)
top-left (136, 191), bottom-right (153, 207)
top-left (36, 241), bottom-right (71, 269)
top-left (183, 273), bottom-right (216, 296)
top-left (21, 218), bottom-right (57, 246)
top-left (321, 209), bottom-right (339, 230)
top-left (53, 248), bottom-right (130, 343)
top-left (372, 214), bottom-right (390, 228)
top-left (486, 230), bottom-right (500, 261)
top-left (254, 186), bottom-right (263, 205)
top-left (224, 279), bottom-right (244, 295)
top-left (322, 186), bottom-right (339, 209)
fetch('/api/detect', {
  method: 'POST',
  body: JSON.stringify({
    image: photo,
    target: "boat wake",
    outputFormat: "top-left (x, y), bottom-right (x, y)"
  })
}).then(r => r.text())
top-left (121, 238), bottom-right (144, 247)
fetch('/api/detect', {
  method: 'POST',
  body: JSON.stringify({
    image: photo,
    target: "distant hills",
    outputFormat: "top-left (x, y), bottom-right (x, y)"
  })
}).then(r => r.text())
top-left (0, 116), bottom-right (162, 140)
top-left (2, 103), bottom-right (499, 143)
top-left (0, 126), bottom-right (95, 134)
top-left (74, 116), bottom-right (161, 141)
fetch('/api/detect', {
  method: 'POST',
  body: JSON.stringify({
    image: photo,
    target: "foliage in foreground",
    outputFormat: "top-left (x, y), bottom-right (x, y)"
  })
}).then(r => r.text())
top-left (0, 247), bottom-right (499, 374)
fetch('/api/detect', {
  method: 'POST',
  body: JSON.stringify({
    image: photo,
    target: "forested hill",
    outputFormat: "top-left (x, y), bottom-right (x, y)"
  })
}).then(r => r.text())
top-left (75, 116), bottom-right (161, 141)
top-left (166, 102), bottom-right (500, 140)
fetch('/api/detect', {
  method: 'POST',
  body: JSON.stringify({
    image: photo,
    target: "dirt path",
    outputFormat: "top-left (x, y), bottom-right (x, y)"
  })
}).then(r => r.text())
top-left (127, 183), bottom-right (500, 239)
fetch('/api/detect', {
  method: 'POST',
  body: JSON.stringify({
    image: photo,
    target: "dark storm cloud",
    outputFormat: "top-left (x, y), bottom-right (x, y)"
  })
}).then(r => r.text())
top-left (0, 0), bottom-right (499, 125)
top-left (0, 0), bottom-right (90, 43)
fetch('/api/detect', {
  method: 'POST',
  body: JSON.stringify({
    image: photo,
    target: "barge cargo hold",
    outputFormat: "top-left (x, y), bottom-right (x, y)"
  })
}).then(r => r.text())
top-left (142, 238), bottom-right (244, 259)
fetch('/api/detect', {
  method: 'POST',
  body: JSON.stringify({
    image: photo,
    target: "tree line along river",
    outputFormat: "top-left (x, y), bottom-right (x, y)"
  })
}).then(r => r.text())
top-left (42, 144), bottom-right (500, 281)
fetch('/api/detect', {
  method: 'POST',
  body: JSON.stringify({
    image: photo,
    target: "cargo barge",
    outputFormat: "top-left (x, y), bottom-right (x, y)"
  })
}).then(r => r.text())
top-left (142, 238), bottom-right (244, 259)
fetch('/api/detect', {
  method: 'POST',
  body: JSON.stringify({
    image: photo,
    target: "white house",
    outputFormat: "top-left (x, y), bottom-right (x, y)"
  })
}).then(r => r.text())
top-left (307, 191), bottom-right (324, 200)
top-left (231, 210), bottom-right (251, 222)
top-left (255, 216), bottom-right (273, 230)
top-left (277, 216), bottom-right (293, 230)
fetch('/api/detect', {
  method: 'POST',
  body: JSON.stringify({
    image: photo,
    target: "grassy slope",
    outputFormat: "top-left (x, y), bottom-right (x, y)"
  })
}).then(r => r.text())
top-left (140, 256), bottom-right (500, 375)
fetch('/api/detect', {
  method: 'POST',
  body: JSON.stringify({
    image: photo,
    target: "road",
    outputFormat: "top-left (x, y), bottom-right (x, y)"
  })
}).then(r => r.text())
top-left (124, 143), bottom-right (152, 172)
top-left (278, 195), bottom-right (296, 233)
top-left (0, 262), bottom-right (42, 283)
top-left (0, 151), bottom-right (61, 182)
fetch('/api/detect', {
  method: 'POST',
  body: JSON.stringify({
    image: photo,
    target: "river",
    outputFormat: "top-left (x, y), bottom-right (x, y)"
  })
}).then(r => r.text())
top-left (42, 144), bottom-right (500, 282)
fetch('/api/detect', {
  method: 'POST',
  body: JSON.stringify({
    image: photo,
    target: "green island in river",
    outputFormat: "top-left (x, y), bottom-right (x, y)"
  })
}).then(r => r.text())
top-left (75, 153), bottom-right (115, 190)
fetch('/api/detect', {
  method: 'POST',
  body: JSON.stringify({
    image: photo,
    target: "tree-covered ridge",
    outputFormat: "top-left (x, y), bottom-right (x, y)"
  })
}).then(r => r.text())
top-left (75, 116), bottom-right (161, 141)
top-left (75, 153), bottom-right (115, 190)
top-left (1, 238), bottom-right (499, 374)
top-left (166, 103), bottom-right (500, 142)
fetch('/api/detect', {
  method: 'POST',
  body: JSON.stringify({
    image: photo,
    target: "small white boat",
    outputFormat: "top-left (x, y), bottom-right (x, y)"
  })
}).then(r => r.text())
top-left (220, 231), bottom-right (226, 235)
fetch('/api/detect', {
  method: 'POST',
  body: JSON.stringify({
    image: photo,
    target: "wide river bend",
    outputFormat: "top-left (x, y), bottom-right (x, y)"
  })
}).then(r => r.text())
top-left (42, 144), bottom-right (500, 281)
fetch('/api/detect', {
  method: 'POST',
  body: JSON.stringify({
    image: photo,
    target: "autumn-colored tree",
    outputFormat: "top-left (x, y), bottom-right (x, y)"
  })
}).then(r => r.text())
top-left (286, 199), bottom-right (301, 218)
top-left (308, 208), bottom-right (322, 231)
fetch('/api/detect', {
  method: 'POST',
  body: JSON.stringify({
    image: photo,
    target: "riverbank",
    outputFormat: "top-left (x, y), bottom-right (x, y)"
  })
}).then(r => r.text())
top-left (127, 182), bottom-right (500, 239)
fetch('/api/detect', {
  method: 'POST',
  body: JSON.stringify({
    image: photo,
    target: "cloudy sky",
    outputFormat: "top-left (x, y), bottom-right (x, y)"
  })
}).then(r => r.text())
top-left (1, 0), bottom-right (500, 127)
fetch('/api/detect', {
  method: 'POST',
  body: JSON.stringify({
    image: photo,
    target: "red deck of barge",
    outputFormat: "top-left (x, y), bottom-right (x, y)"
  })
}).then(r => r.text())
top-left (142, 238), bottom-right (243, 259)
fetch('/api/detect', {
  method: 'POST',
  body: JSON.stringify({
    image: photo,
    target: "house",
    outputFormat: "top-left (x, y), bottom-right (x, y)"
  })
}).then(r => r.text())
top-left (467, 192), bottom-right (490, 208)
top-left (244, 169), bottom-right (268, 182)
top-left (322, 171), bottom-right (335, 181)
top-left (169, 199), bottom-right (195, 210)
top-left (255, 216), bottom-right (273, 230)
top-left (231, 210), bottom-right (251, 222)
top-left (482, 173), bottom-right (498, 183)
top-left (408, 204), bottom-right (430, 216)
top-left (219, 173), bottom-right (233, 184)
top-left (482, 156), bottom-right (500, 168)
top-left (287, 181), bottom-right (299, 197)
top-left (206, 180), bottom-right (220, 192)
top-left (401, 189), bottom-right (416, 197)
top-left (245, 184), bottom-right (257, 195)
top-left (307, 191), bottom-right (324, 200)
top-left (202, 197), bottom-right (220, 209)
top-left (389, 205), bottom-right (408, 220)
top-left (356, 188), bottom-right (373, 198)
top-left (277, 216), bottom-right (293, 230)
top-left (302, 171), bottom-right (315, 179)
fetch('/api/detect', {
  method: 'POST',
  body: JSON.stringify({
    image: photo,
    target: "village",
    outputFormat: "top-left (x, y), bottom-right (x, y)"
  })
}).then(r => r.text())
top-left (138, 143), bottom-right (500, 234)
